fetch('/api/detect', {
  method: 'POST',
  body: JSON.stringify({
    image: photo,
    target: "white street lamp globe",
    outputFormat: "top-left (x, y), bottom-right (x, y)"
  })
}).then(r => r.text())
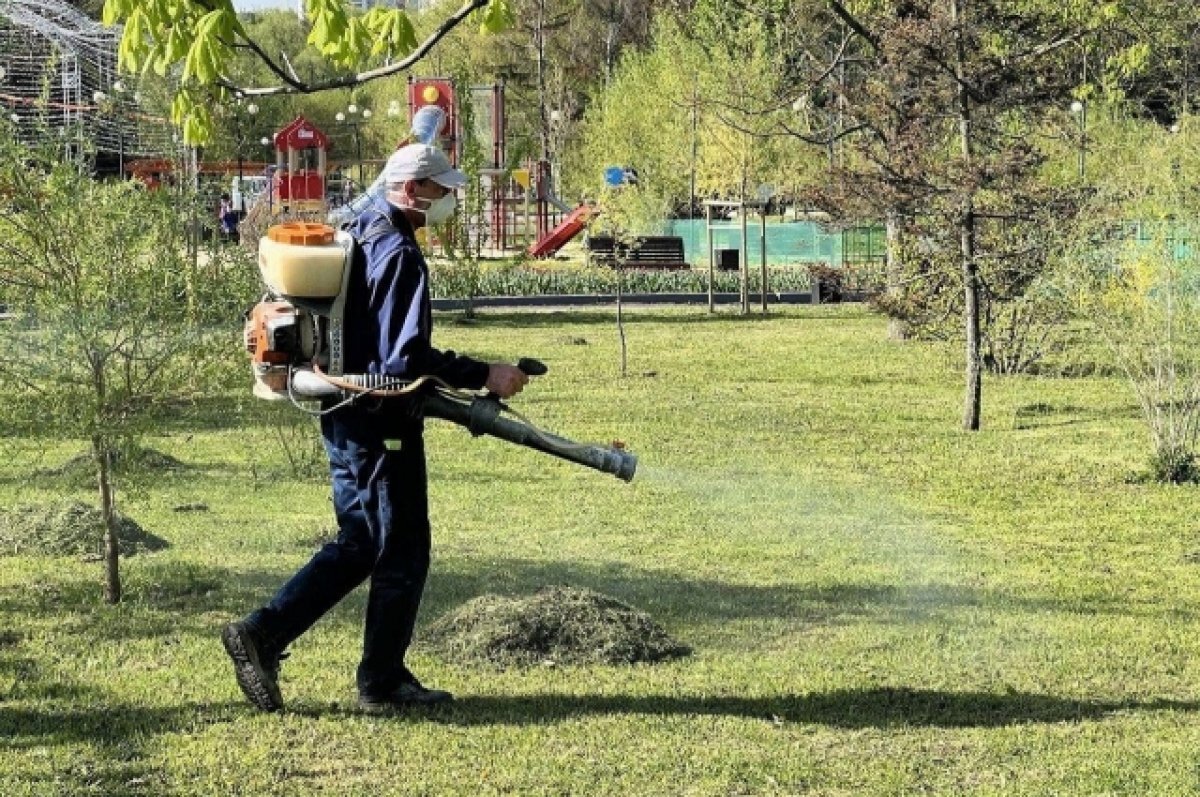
top-left (112, 80), bottom-right (125, 93)
top-left (93, 90), bottom-right (107, 103)
top-left (247, 103), bottom-right (258, 115)
top-left (261, 136), bottom-right (271, 147)
top-left (347, 103), bottom-right (358, 114)
top-left (1070, 100), bottom-right (1084, 114)
top-left (387, 105), bottom-right (401, 117)
top-left (361, 109), bottom-right (372, 119)
top-left (336, 112), bottom-right (346, 122)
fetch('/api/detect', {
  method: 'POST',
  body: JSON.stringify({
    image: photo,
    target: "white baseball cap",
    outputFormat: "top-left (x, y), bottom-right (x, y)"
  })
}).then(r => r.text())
top-left (380, 144), bottom-right (467, 189)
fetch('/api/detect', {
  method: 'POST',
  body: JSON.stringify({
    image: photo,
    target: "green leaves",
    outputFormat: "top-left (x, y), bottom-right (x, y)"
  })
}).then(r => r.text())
top-left (170, 90), bottom-right (213, 146)
top-left (479, 0), bottom-right (515, 34)
top-left (363, 8), bottom-right (418, 60)
top-left (101, 0), bottom-right (130, 27)
top-left (306, 0), bottom-right (351, 63)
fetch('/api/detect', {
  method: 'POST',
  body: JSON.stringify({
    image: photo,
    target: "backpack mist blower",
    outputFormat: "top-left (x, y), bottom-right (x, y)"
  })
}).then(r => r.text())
top-left (243, 222), bottom-right (637, 482)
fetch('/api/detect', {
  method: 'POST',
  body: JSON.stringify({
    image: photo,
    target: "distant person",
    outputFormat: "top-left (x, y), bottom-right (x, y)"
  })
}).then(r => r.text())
top-left (218, 193), bottom-right (238, 241)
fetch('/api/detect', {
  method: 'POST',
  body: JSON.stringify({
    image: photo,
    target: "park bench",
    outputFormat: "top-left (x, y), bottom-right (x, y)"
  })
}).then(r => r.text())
top-left (587, 235), bottom-right (690, 270)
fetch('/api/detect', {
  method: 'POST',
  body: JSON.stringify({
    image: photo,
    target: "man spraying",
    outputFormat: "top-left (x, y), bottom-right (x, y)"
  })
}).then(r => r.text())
top-left (222, 144), bottom-right (528, 713)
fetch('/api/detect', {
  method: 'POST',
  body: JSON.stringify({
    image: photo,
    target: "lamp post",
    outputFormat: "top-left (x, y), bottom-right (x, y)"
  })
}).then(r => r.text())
top-left (112, 80), bottom-right (128, 178)
top-left (1070, 100), bottom-right (1086, 180)
top-left (2, 68), bottom-right (21, 140)
top-left (232, 99), bottom-right (258, 213)
top-left (337, 104), bottom-right (370, 186)
top-left (261, 136), bottom-right (274, 214)
top-left (94, 89), bottom-right (119, 177)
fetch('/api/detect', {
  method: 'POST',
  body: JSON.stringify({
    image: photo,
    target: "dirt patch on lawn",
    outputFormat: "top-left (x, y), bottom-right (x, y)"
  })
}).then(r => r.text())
top-left (425, 585), bottom-right (691, 668)
top-left (0, 502), bottom-right (169, 558)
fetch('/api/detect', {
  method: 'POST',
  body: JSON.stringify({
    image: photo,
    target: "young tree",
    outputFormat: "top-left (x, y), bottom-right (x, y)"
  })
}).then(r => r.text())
top-left (0, 133), bottom-right (210, 603)
top-left (1061, 116), bottom-right (1200, 482)
top-left (790, 0), bottom-right (1144, 429)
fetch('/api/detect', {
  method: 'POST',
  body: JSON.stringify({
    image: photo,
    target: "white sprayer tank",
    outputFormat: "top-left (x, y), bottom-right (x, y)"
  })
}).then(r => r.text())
top-left (258, 222), bottom-right (353, 298)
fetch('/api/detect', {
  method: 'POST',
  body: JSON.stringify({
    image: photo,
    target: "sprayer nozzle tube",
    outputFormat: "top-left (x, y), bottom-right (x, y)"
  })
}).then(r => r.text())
top-left (423, 391), bottom-right (637, 482)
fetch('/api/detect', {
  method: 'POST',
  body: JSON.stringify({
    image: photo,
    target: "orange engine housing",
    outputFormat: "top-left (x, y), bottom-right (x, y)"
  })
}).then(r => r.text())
top-left (245, 301), bottom-right (298, 366)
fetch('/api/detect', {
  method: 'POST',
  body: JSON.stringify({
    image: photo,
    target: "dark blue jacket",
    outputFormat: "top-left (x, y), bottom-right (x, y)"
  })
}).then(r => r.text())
top-left (342, 200), bottom-right (490, 390)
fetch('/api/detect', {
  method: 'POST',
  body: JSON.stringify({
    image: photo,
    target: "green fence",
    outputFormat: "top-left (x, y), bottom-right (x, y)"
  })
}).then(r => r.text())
top-left (665, 218), bottom-right (885, 268)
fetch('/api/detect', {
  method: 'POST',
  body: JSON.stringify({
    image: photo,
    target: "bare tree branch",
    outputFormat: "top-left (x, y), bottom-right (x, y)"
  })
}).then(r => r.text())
top-left (826, 0), bottom-right (879, 50)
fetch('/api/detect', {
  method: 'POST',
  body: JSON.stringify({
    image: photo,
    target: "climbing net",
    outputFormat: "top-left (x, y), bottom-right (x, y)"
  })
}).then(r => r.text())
top-left (0, 0), bottom-right (173, 162)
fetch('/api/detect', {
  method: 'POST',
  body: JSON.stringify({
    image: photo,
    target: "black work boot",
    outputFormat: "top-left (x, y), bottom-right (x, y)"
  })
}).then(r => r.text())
top-left (358, 669), bottom-right (453, 713)
top-left (221, 621), bottom-right (286, 713)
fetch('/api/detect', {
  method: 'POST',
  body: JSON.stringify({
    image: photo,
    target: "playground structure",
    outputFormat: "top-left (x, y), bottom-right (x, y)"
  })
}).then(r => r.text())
top-left (265, 115), bottom-right (330, 215)
top-left (0, 0), bottom-right (173, 171)
top-left (407, 76), bottom-right (579, 258)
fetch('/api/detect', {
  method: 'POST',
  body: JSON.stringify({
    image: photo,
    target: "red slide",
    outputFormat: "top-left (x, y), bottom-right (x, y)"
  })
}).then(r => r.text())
top-left (529, 204), bottom-right (595, 258)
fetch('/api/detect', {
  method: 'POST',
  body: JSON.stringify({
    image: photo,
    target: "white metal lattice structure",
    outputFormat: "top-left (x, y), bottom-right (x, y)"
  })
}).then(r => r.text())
top-left (0, 0), bottom-right (173, 165)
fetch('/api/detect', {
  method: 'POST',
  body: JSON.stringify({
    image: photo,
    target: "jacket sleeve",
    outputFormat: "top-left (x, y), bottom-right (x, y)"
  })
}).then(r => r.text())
top-left (366, 240), bottom-right (491, 390)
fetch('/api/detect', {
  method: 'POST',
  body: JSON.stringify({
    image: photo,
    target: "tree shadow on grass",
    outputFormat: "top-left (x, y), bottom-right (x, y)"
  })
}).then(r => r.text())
top-left (418, 557), bottom-right (1200, 630)
top-left (443, 309), bottom-right (810, 330)
top-left (300, 688), bottom-right (1200, 730)
top-left (447, 689), bottom-right (1200, 730)
top-left (0, 701), bottom-right (243, 752)
top-left (4, 555), bottom-right (1197, 649)
top-left (0, 699), bottom-right (245, 796)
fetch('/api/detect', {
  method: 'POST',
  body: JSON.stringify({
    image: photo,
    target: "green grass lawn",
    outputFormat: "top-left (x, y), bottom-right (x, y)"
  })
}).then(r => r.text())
top-left (4, 305), bottom-right (1200, 795)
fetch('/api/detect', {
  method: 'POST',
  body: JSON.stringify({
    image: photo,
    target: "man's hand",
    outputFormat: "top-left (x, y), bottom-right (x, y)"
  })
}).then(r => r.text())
top-left (485, 364), bottom-right (529, 399)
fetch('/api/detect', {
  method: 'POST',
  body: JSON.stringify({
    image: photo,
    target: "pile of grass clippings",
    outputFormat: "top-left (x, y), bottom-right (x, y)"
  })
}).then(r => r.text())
top-left (35, 445), bottom-right (184, 487)
top-left (0, 502), bottom-right (168, 558)
top-left (425, 585), bottom-right (691, 667)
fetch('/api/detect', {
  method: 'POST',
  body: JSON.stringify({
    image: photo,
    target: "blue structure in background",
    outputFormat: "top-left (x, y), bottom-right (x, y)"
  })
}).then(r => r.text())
top-left (604, 166), bottom-right (627, 187)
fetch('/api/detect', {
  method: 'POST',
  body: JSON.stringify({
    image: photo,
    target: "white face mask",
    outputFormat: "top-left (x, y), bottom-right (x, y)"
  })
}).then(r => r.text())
top-left (421, 192), bottom-right (457, 226)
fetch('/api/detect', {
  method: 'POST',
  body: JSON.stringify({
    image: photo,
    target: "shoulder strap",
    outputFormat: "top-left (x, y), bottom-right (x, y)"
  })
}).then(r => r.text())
top-left (343, 208), bottom-right (396, 247)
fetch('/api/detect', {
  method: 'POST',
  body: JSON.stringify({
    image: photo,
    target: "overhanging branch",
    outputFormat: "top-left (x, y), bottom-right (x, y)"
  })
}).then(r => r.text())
top-left (224, 0), bottom-right (489, 97)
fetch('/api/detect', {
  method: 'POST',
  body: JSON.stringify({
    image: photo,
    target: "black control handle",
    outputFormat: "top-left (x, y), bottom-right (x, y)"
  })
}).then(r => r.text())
top-left (517, 357), bottom-right (548, 377)
top-left (482, 357), bottom-right (547, 403)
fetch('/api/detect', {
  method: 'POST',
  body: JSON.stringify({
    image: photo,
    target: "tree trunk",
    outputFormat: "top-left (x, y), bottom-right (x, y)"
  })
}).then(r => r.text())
top-left (616, 267), bottom-right (627, 378)
top-left (93, 434), bottom-right (121, 604)
top-left (739, 154), bottom-right (749, 315)
top-left (535, 0), bottom-right (550, 164)
top-left (952, 0), bottom-right (982, 431)
top-left (885, 209), bottom-right (907, 341)
top-left (960, 205), bottom-right (982, 431)
top-left (605, 22), bottom-right (617, 86)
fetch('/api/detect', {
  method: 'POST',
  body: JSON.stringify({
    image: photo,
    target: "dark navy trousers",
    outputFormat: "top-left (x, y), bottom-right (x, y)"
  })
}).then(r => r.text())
top-left (248, 405), bottom-right (430, 698)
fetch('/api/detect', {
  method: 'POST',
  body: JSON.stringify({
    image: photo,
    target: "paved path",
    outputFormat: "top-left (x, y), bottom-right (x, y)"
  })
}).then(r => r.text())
top-left (430, 291), bottom-right (830, 311)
